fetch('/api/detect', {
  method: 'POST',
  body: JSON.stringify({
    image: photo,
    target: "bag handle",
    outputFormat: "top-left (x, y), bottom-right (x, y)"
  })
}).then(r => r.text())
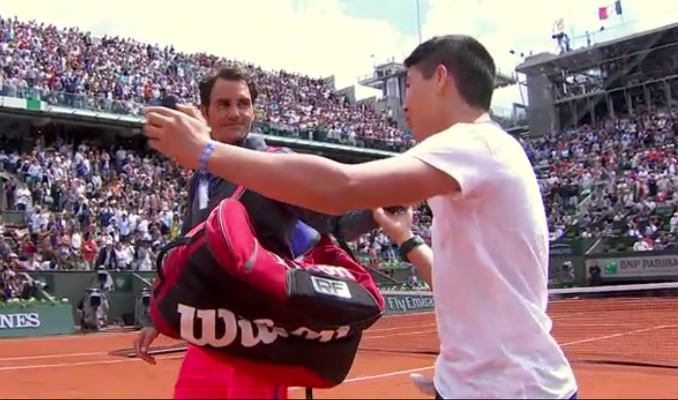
top-left (155, 145), bottom-right (279, 291)
top-left (230, 185), bottom-right (247, 201)
top-left (228, 146), bottom-right (279, 202)
top-left (153, 228), bottom-right (206, 297)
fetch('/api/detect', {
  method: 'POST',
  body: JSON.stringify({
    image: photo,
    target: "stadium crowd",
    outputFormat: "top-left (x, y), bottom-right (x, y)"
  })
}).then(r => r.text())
top-left (0, 127), bottom-right (431, 292)
top-left (528, 111), bottom-right (678, 250)
top-left (2, 14), bottom-right (678, 301)
top-left (0, 16), bottom-right (410, 152)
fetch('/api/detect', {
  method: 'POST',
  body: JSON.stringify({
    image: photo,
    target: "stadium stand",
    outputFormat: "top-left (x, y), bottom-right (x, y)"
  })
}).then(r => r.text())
top-left (0, 15), bottom-right (432, 298)
top-left (4, 15), bottom-right (678, 393)
top-left (2, 14), bottom-right (678, 304)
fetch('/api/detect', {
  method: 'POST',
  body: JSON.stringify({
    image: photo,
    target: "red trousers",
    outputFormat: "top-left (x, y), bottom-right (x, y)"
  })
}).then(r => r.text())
top-left (174, 345), bottom-right (288, 399)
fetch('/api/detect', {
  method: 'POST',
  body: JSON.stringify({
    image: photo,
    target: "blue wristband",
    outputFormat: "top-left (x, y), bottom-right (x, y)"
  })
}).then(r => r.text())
top-left (198, 141), bottom-right (216, 173)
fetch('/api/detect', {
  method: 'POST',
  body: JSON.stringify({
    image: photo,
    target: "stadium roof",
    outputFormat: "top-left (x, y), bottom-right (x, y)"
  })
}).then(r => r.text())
top-left (495, 71), bottom-right (517, 89)
top-left (515, 21), bottom-right (678, 74)
top-left (359, 65), bottom-right (517, 90)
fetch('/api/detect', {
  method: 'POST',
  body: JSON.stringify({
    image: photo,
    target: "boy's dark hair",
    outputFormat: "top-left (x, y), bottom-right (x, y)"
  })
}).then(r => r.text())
top-left (404, 35), bottom-right (496, 111)
top-left (198, 67), bottom-right (259, 107)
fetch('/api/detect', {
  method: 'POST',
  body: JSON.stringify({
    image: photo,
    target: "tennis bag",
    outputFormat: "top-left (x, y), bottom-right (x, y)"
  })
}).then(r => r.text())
top-left (149, 186), bottom-right (385, 389)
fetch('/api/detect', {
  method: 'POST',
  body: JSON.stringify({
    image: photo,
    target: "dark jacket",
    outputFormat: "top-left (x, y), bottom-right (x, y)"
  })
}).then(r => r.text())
top-left (181, 135), bottom-right (378, 258)
top-left (95, 247), bottom-right (118, 270)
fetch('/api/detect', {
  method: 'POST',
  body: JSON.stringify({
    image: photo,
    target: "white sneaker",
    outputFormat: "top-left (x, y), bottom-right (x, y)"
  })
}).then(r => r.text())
top-left (410, 373), bottom-right (436, 396)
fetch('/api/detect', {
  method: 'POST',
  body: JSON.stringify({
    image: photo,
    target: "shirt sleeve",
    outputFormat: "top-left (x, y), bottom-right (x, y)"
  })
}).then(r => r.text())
top-left (271, 147), bottom-right (379, 240)
top-left (404, 124), bottom-right (499, 199)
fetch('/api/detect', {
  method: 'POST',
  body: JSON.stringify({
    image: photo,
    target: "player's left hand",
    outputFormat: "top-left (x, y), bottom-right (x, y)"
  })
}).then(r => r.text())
top-left (176, 104), bottom-right (207, 124)
top-left (133, 326), bottom-right (160, 365)
top-left (372, 206), bottom-right (415, 245)
top-left (143, 106), bottom-right (211, 170)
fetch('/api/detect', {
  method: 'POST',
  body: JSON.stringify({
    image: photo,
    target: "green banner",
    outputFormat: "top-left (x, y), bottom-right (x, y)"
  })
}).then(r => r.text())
top-left (550, 238), bottom-right (594, 257)
top-left (547, 239), bottom-right (593, 287)
top-left (382, 291), bottom-right (434, 314)
top-left (113, 274), bottom-right (134, 292)
top-left (30, 273), bottom-right (56, 294)
top-left (26, 97), bottom-right (42, 111)
top-left (586, 254), bottom-right (678, 279)
top-left (135, 271), bottom-right (156, 285)
top-left (550, 242), bottom-right (577, 256)
top-left (0, 303), bottom-right (75, 338)
top-left (549, 258), bottom-right (579, 288)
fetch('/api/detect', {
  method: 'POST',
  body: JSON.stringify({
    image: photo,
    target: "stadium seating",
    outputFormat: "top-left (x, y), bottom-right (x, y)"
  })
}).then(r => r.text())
top-left (1, 15), bottom-right (677, 297)
top-left (0, 17), bottom-right (410, 153)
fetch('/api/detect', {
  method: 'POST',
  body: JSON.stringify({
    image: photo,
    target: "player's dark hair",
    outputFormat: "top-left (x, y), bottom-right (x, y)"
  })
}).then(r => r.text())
top-left (198, 67), bottom-right (259, 107)
top-left (404, 34), bottom-right (496, 111)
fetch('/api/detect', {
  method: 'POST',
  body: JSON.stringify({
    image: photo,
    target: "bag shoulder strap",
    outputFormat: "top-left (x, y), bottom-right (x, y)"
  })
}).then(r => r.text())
top-left (229, 146), bottom-right (279, 200)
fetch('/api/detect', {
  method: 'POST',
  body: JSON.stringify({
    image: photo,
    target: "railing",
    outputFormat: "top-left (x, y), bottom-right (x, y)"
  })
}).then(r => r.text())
top-left (1, 210), bottom-right (26, 225)
top-left (0, 85), bottom-right (530, 150)
top-left (0, 86), bottom-right (411, 153)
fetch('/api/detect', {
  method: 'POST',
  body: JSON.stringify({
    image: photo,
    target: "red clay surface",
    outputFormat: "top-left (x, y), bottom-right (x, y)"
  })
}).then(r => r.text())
top-left (1, 307), bottom-right (676, 399)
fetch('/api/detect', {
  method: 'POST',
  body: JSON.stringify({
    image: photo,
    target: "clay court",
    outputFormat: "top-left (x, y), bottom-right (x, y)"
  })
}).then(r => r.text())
top-left (2, 296), bottom-right (678, 399)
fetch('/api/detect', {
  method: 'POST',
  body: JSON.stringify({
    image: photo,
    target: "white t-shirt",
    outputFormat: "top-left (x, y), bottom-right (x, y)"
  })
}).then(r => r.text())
top-left (405, 118), bottom-right (577, 399)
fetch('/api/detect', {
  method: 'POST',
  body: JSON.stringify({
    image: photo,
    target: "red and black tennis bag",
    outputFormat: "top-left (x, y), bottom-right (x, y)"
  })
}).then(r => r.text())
top-left (149, 186), bottom-right (385, 389)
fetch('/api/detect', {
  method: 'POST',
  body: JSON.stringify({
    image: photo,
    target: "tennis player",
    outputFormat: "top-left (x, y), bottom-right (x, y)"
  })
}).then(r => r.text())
top-left (135, 67), bottom-right (378, 399)
top-left (143, 34), bottom-right (578, 399)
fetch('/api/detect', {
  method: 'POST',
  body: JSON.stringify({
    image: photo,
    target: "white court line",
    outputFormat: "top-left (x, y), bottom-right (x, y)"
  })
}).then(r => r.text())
top-left (0, 328), bottom-right (436, 364)
top-left (289, 365), bottom-right (437, 391)
top-left (364, 329), bottom-right (437, 340)
top-left (559, 325), bottom-right (670, 347)
top-left (366, 322), bottom-right (437, 333)
top-left (0, 324), bottom-right (668, 373)
top-left (0, 313), bottom-right (435, 346)
top-left (0, 354), bottom-right (185, 372)
top-left (0, 351), bottom-right (108, 362)
top-left (383, 311), bottom-right (434, 318)
top-left (7, 329), bottom-right (137, 343)
top-left (293, 325), bottom-right (675, 390)
top-left (0, 322), bottom-right (437, 363)
top-left (555, 323), bottom-right (658, 328)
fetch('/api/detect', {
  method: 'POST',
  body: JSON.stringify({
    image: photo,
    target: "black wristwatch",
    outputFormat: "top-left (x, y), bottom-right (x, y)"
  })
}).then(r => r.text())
top-left (399, 235), bottom-right (425, 262)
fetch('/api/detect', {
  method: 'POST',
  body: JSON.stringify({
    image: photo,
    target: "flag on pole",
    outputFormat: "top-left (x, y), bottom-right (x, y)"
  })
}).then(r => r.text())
top-left (598, 0), bottom-right (623, 20)
top-left (552, 18), bottom-right (565, 35)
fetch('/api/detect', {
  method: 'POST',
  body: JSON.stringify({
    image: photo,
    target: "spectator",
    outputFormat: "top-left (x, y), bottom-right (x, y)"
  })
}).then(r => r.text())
top-left (1, 13), bottom-right (677, 292)
top-left (0, 16), bottom-right (413, 152)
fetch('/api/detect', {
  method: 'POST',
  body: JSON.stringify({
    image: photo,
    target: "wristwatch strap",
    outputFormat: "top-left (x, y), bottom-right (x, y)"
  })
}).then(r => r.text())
top-left (399, 235), bottom-right (425, 262)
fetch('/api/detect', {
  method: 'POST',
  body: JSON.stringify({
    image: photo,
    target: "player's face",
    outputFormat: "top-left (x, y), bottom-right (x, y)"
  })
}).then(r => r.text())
top-left (202, 78), bottom-right (254, 144)
top-left (403, 67), bottom-right (438, 141)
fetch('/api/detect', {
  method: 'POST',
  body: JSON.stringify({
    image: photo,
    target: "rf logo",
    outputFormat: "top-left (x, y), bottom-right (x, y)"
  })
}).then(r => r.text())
top-left (311, 276), bottom-right (352, 299)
